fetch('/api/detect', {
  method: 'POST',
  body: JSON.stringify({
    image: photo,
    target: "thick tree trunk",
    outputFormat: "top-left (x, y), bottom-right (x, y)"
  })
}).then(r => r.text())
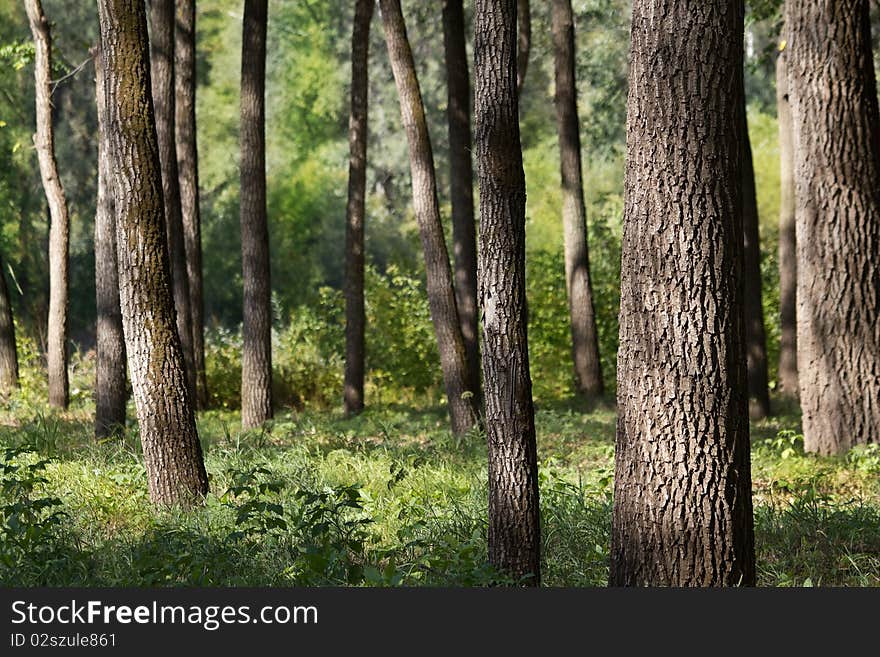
top-left (97, 0), bottom-right (209, 506)
top-left (552, 0), bottom-right (604, 399)
top-left (0, 251), bottom-right (19, 393)
top-left (149, 0), bottom-right (196, 405)
top-left (784, 0), bottom-right (880, 455)
top-left (610, 0), bottom-right (755, 587)
top-left (175, 0), bottom-right (209, 410)
top-left (442, 0), bottom-right (481, 408)
top-left (344, 0), bottom-right (373, 417)
top-left (516, 0), bottom-right (530, 96)
top-left (776, 49), bottom-right (798, 399)
top-left (474, 0), bottom-right (540, 585)
top-left (240, 0), bottom-right (273, 429)
top-left (379, 0), bottom-right (478, 436)
top-left (25, 0), bottom-right (69, 409)
top-left (93, 43), bottom-right (127, 439)
top-left (741, 108), bottom-right (771, 419)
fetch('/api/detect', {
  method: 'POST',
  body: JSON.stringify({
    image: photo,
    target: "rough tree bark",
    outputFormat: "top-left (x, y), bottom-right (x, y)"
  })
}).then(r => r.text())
top-left (474, 0), bottom-right (541, 585)
top-left (516, 0), bottom-right (530, 96)
top-left (97, 0), bottom-right (209, 506)
top-left (93, 42), bottom-right (127, 438)
top-left (609, 0), bottom-right (755, 587)
top-left (175, 0), bottom-right (209, 409)
top-left (552, 0), bottom-right (604, 399)
top-left (0, 250), bottom-right (19, 393)
top-left (741, 106), bottom-right (771, 419)
top-left (776, 47), bottom-right (798, 399)
top-left (784, 0), bottom-right (880, 455)
top-left (379, 0), bottom-right (478, 436)
top-left (240, 0), bottom-right (273, 429)
top-left (25, 0), bottom-right (69, 409)
top-left (442, 0), bottom-right (481, 407)
top-left (344, 0), bottom-right (373, 416)
top-left (149, 0), bottom-right (196, 404)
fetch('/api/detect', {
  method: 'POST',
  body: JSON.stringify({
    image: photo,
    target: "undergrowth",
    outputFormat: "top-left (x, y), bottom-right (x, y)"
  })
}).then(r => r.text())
top-left (0, 387), bottom-right (877, 587)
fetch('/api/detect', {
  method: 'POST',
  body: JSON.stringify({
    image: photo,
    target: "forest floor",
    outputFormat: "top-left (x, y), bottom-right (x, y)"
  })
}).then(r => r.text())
top-left (1, 395), bottom-right (879, 586)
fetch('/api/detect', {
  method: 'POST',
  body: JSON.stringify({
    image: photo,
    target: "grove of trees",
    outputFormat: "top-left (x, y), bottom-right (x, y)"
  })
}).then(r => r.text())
top-left (0, 0), bottom-right (878, 587)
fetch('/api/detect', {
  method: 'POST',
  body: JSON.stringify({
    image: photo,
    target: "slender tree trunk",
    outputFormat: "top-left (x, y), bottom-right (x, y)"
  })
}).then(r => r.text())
top-left (379, 0), bottom-right (478, 436)
top-left (175, 0), bottom-right (209, 410)
top-left (93, 43), bottom-right (127, 439)
top-left (741, 107), bottom-right (771, 419)
top-left (785, 0), bottom-right (880, 455)
top-left (25, 0), bottom-right (68, 409)
top-left (552, 0), bottom-right (604, 399)
top-left (240, 0), bottom-right (273, 429)
top-left (344, 0), bottom-right (374, 417)
top-left (516, 0), bottom-right (530, 96)
top-left (0, 251), bottom-right (19, 393)
top-left (97, 0), bottom-right (209, 506)
top-left (610, 0), bottom-right (755, 587)
top-left (149, 0), bottom-right (196, 405)
top-left (776, 48), bottom-right (798, 399)
top-left (474, 0), bottom-right (540, 585)
top-left (442, 0), bottom-right (481, 408)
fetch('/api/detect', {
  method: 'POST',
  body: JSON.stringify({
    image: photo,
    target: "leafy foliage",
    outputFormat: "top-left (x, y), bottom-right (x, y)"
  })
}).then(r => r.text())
top-left (0, 445), bottom-right (86, 585)
top-left (0, 395), bottom-right (877, 587)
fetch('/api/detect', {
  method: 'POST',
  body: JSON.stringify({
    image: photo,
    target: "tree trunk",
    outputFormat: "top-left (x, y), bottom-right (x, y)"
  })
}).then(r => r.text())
top-left (240, 0), bottom-right (273, 429)
top-left (93, 43), bottom-right (127, 439)
top-left (776, 49), bottom-right (798, 399)
top-left (474, 0), bottom-right (541, 585)
top-left (0, 251), bottom-right (19, 394)
top-left (379, 0), bottom-right (478, 436)
top-left (442, 0), bottom-right (482, 408)
top-left (97, 0), bottom-right (209, 506)
top-left (610, 0), bottom-right (755, 587)
top-left (516, 0), bottom-right (530, 97)
top-left (552, 0), bottom-right (604, 399)
top-left (175, 0), bottom-right (209, 410)
top-left (741, 107), bottom-right (771, 419)
top-left (784, 0), bottom-right (880, 455)
top-left (149, 0), bottom-right (196, 405)
top-left (344, 0), bottom-right (374, 417)
top-left (25, 0), bottom-right (69, 409)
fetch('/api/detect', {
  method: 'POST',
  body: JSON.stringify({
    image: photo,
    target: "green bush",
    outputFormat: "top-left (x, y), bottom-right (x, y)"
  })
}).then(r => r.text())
top-left (204, 266), bottom-right (443, 412)
top-left (365, 264), bottom-right (440, 397)
top-left (0, 445), bottom-right (87, 585)
top-left (205, 289), bottom-right (345, 412)
top-left (526, 200), bottom-right (622, 400)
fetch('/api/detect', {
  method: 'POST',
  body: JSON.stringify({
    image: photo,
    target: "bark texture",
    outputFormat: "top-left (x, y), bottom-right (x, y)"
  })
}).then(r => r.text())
top-left (741, 108), bottom-right (771, 419)
top-left (97, 0), bottom-right (209, 506)
top-left (776, 49), bottom-right (798, 399)
top-left (149, 0), bottom-right (196, 404)
top-left (442, 0), bottom-right (482, 407)
top-left (25, 0), bottom-right (69, 409)
top-left (93, 43), bottom-right (127, 438)
top-left (516, 0), bottom-right (530, 96)
top-left (784, 0), bottom-right (880, 455)
top-left (552, 0), bottom-right (604, 399)
top-left (240, 0), bottom-right (273, 429)
top-left (344, 0), bottom-right (373, 416)
top-left (379, 0), bottom-right (478, 435)
top-left (175, 0), bottom-right (208, 409)
top-left (610, 0), bottom-right (755, 587)
top-left (0, 251), bottom-right (19, 393)
top-left (474, 0), bottom-right (540, 585)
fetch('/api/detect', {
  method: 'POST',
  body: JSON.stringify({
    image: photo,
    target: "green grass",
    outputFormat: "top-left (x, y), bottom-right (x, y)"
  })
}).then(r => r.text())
top-left (1, 390), bottom-right (878, 587)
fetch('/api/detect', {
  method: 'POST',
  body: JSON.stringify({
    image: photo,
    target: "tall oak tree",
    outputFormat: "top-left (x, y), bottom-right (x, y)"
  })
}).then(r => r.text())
top-left (610, 0), bottom-right (755, 586)
top-left (475, 0), bottom-right (541, 585)
top-left (784, 0), bottom-right (880, 454)
top-left (97, 0), bottom-right (209, 505)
